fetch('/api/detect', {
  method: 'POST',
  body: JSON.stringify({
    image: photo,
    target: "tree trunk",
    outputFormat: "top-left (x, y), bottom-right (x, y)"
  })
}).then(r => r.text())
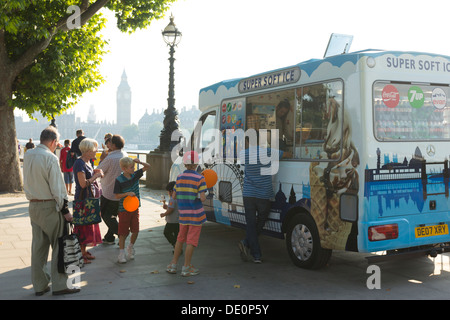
top-left (0, 69), bottom-right (22, 192)
top-left (0, 104), bottom-right (23, 192)
top-left (0, 0), bottom-right (113, 193)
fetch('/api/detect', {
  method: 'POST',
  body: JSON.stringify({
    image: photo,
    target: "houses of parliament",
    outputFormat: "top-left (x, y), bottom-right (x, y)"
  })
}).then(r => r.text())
top-left (14, 70), bottom-right (199, 150)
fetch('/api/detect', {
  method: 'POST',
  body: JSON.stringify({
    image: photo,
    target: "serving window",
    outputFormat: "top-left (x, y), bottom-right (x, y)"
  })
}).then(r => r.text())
top-left (219, 80), bottom-right (344, 161)
top-left (295, 80), bottom-right (344, 160)
top-left (245, 89), bottom-right (296, 153)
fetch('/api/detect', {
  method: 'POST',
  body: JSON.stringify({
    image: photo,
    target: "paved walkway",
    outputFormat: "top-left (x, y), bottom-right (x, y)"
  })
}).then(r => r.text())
top-left (3, 188), bottom-right (450, 302)
top-left (0, 187), bottom-right (287, 301)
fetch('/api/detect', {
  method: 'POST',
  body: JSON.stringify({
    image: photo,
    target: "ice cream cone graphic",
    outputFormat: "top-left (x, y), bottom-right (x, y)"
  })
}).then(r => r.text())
top-left (308, 97), bottom-right (359, 250)
top-left (309, 159), bottom-right (356, 250)
top-left (309, 163), bottom-right (328, 242)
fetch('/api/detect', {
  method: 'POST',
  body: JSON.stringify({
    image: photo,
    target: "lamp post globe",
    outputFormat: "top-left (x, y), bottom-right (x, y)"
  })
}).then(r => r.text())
top-left (162, 14), bottom-right (182, 46)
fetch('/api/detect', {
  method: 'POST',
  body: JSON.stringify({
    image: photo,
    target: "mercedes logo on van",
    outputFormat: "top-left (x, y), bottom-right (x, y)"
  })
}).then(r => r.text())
top-left (426, 144), bottom-right (436, 157)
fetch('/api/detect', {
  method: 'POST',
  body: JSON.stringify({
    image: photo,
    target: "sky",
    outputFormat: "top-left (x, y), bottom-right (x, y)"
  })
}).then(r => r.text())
top-left (15, 0), bottom-right (450, 124)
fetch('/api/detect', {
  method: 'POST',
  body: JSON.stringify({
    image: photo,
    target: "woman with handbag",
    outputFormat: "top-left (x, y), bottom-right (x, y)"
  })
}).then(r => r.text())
top-left (73, 138), bottom-right (104, 264)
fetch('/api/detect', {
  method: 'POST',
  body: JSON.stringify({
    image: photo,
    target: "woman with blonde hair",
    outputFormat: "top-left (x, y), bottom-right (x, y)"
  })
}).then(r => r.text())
top-left (73, 138), bottom-right (104, 264)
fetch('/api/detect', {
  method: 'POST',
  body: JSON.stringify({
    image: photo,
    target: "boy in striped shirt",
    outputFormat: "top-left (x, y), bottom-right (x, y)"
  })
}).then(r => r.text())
top-left (114, 157), bottom-right (150, 263)
top-left (166, 151), bottom-right (207, 277)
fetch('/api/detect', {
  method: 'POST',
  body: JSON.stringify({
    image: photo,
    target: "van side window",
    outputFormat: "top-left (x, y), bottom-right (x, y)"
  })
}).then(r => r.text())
top-left (245, 89), bottom-right (295, 153)
top-left (192, 111), bottom-right (216, 154)
top-left (200, 112), bottom-right (216, 149)
top-left (373, 81), bottom-right (450, 141)
top-left (295, 81), bottom-right (344, 160)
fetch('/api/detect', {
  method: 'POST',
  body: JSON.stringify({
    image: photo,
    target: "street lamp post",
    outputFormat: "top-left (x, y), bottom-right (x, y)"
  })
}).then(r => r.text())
top-left (158, 14), bottom-right (182, 152)
top-left (50, 116), bottom-right (57, 128)
top-left (146, 14), bottom-right (183, 189)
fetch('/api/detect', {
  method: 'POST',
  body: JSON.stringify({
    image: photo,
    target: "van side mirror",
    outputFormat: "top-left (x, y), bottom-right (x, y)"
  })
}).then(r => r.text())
top-left (178, 137), bottom-right (186, 157)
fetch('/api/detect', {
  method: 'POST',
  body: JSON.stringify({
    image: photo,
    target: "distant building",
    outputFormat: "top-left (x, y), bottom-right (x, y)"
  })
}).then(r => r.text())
top-left (116, 69), bottom-right (131, 130)
top-left (87, 105), bottom-right (96, 123)
top-left (138, 109), bottom-right (154, 142)
top-left (15, 70), bottom-right (201, 151)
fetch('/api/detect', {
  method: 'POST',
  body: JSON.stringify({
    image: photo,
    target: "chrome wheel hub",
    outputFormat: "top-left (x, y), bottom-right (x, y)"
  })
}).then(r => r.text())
top-left (291, 224), bottom-right (313, 261)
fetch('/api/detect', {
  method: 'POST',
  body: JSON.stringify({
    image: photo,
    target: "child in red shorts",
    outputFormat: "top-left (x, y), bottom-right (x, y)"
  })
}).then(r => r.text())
top-left (114, 157), bottom-right (150, 263)
top-left (166, 151), bottom-right (207, 277)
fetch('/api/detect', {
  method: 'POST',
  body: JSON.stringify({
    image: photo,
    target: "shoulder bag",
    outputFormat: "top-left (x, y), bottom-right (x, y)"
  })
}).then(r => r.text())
top-left (58, 223), bottom-right (84, 273)
top-left (72, 181), bottom-right (102, 226)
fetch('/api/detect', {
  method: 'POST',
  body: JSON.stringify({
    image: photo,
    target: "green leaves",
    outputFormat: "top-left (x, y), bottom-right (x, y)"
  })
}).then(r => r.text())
top-left (1, 0), bottom-right (175, 118)
top-left (11, 12), bottom-right (108, 119)
top-left (106, 0), bottom-right (175, 33)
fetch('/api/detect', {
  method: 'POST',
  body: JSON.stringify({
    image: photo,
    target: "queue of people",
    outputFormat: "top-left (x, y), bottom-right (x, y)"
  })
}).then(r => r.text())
top-left (23, 126), bottom-right (210, 297)
top-left (23, 125), bottom-right (281, 297)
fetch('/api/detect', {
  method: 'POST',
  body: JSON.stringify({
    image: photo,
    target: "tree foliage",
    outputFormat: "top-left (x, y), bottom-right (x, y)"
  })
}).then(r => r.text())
top-left (9, 11), bottom-right (107, 118)
top-left (0, 0), bottom-right (175, 191)
top-left (1, 0), bottom-right (174, 119)
top-left (106, 0), bottom-right (170, 33)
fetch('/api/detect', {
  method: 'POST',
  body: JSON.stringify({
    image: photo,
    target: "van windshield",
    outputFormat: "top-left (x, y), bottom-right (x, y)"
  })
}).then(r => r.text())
top-left (373, 81), bottom-right (450, 141)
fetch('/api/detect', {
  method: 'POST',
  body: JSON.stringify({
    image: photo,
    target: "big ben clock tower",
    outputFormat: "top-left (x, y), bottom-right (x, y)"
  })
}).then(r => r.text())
top-left (116, 69), bottom-right (131, 129)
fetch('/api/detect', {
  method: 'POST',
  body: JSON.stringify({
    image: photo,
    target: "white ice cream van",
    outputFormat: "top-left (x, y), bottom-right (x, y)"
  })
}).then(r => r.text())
top-left (169, 44), bottom-right (450, 269)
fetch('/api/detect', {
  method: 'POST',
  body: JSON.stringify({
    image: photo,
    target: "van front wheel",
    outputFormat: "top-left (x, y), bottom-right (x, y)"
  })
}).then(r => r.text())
top-left (285, 213), bottom-right (331, 269)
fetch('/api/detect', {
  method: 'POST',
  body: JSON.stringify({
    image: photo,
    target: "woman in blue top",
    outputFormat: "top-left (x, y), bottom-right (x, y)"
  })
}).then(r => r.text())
top-left (73, 138), bottom-right (104, 264)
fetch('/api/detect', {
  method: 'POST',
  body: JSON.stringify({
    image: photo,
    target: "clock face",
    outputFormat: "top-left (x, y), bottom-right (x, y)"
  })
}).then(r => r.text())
top-left (117, 90), bottom-right (131, 100)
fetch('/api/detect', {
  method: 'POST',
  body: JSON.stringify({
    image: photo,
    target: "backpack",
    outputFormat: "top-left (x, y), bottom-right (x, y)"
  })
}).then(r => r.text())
top-left (65, 151), bottom-right (77, 169)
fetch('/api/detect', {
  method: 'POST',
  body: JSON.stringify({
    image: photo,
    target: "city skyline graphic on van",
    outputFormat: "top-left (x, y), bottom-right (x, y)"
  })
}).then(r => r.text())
top-left (364, 146), bottom-right (450, 219)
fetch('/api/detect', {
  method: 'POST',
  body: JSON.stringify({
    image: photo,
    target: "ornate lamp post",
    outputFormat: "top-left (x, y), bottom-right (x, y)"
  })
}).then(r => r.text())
top-left (157, 14), bottom-right (182, 152)
top-left (147, 14), bottom-right (183, 189)
top-left (50, 116), bottom-right (57, 128)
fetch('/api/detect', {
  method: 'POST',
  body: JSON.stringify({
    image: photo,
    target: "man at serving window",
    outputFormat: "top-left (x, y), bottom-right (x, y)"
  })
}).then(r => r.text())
top-left (275, 99), bottom-right (294, 151)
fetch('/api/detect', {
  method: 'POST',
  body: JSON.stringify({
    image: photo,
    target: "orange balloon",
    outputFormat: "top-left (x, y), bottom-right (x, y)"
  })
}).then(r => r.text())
top-left (202, 169), bottom-right (218, 188)
top-left (123, 195), bottom-right (139, 212)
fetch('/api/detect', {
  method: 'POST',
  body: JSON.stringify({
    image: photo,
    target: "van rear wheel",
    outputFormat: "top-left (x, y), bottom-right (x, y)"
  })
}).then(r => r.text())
top-left (286, 213), bottom-right (332, 269)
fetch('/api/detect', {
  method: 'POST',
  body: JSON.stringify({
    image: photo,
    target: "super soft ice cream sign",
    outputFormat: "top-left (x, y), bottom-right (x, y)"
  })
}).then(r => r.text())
top-left (385, 55), bottom-right (450, 72)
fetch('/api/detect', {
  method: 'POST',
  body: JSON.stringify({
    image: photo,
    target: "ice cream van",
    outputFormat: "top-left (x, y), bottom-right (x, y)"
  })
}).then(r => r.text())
top-left (169, 43), bottom-right (450, 269)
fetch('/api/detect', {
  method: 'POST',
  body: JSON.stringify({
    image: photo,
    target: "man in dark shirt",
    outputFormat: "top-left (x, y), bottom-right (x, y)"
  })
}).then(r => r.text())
top-left (25, 138), bottom-right (35, 151)
top-left (70, 129), bottom-right (86, 157)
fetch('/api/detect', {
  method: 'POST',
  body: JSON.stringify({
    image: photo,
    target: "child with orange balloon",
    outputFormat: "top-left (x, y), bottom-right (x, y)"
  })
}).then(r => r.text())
top-left (201, 169), bottom-right (218, 189)
top-left (114, 157), bottom-right (150, 263)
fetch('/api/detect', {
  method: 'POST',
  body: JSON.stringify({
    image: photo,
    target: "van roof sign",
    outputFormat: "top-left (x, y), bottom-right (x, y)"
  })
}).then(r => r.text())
top-left (324, 33), bottom-right (353, 58)
top-left (238, 66), bottom-right (301, 94)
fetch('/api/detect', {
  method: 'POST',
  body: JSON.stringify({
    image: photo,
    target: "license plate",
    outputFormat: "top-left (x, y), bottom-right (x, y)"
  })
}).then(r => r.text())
top-left (415, 224), bottom-right (449, 238)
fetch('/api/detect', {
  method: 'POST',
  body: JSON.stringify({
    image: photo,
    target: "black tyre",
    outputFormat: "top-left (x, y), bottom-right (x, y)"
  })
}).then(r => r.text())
top-left (285, 213), bottom-right (332, 269)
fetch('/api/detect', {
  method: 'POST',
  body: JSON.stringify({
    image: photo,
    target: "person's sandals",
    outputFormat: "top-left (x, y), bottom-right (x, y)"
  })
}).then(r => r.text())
top-left (127, 246), bottom-right (135, 260)
top-left (83, 257), bottom-right (92, 264)
top-left (83, 251), bottom-right (95, 264)
top-left (118, 252), bottom-right (127, 264)
top-left (181, 265), bottom-right (199, 277)
top-left (166, 263), bottom-right (177, 274)
top-left (85, 251), bottom-right (95, 259)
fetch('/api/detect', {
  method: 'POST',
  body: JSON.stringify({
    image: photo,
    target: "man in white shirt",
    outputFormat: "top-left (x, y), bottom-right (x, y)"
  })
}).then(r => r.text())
top-left (96, 135), bottom-right (128, 244)
top-left (23, 126), bottom-right (79, 296)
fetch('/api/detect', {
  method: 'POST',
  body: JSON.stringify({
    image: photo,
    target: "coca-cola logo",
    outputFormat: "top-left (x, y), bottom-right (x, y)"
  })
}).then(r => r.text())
top-left (382, 85), bottom-right (399, 108)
